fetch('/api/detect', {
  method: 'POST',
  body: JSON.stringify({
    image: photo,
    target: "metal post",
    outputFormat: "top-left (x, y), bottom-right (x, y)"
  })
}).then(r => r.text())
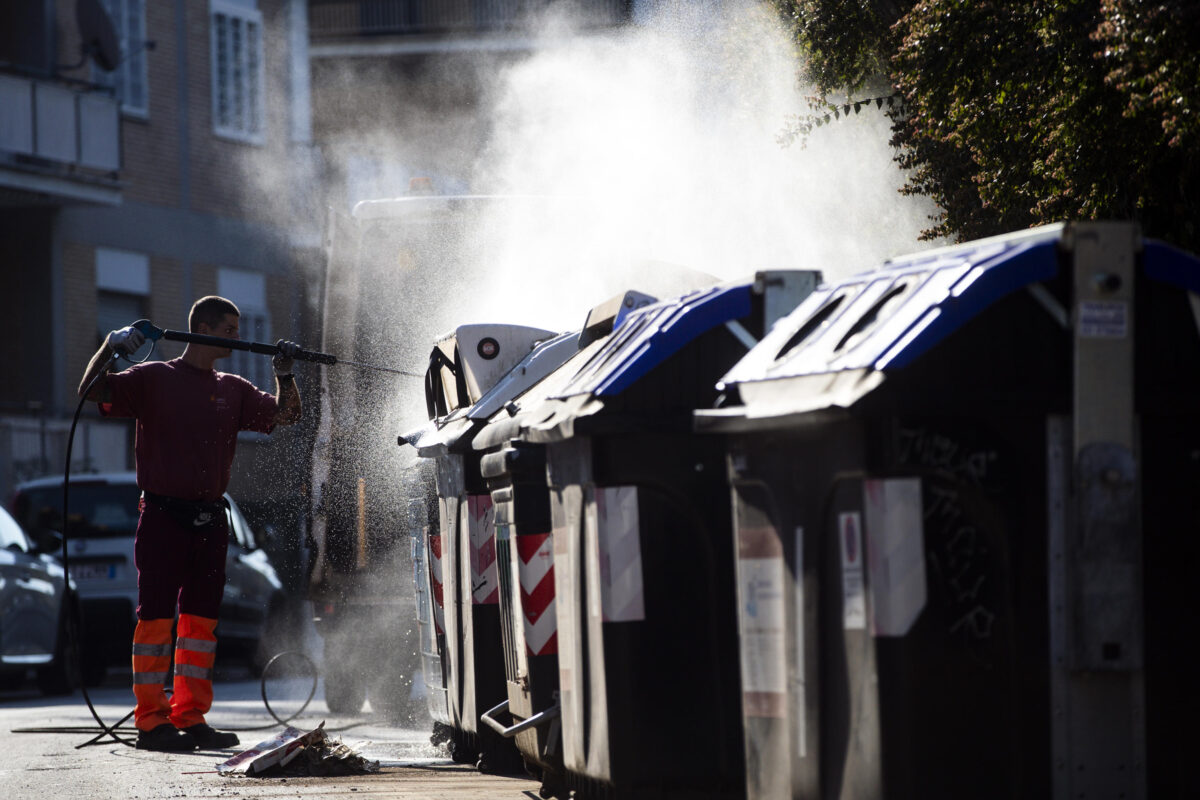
top-left (1050, 222), bottom-right (1146, 799)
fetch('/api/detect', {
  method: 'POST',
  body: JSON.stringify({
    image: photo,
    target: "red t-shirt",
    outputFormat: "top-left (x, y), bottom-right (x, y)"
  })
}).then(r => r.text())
top-left (100, 358), bottom-right (278, 502)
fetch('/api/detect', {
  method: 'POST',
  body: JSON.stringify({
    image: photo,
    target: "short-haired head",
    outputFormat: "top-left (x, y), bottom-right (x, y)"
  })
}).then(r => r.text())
top-left (189, 296), bottom-right (240, 333)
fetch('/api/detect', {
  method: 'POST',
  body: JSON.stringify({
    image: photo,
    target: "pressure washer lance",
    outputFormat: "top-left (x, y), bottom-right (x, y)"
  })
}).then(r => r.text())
top-left (132, 320), bottom-right (422, 377)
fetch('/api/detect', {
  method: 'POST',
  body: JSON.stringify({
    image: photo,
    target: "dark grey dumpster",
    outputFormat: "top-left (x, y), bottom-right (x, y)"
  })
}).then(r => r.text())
top-left (491, 271), bottom-right (819, 798)
top-left (697, 221), bottom-right (1200, 799)
top-left (405, 323), bottom-right (559, 769)
top-left (473, 290), bottom-right (659, 797)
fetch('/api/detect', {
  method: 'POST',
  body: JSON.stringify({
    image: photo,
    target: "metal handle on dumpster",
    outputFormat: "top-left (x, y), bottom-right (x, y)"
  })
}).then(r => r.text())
top-left (480, 699), bottom-right (561, 739)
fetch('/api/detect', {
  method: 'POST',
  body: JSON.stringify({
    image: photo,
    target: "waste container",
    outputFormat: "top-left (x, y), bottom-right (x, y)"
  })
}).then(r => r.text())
top-left (472, 291), bottom-right (659, 797)
top-left (405, 322), bottom-right (570, 769)
top-left (696, 222), bottom-right (1200, 799)
top-left (490, 271), bottom-right (819, 798)
top-left (406, 459), bottom-right (449, 726)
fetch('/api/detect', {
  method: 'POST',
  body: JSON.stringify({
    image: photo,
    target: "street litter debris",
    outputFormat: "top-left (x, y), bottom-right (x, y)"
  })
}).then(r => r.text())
top-left (279, 737), bottom-right (382, 777)
top-left (216, 722), bottom-right (380, 777)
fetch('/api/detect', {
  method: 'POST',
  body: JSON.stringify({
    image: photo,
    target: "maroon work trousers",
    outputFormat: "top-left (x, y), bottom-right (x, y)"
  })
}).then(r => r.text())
top-left (134, 497), bottom-right (229, 620)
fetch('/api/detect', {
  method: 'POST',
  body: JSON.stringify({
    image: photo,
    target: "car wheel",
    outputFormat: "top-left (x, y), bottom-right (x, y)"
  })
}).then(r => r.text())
top-left (250, 596), bottom-right (299, 677)
top-left (0, 670), bottom-right (26, 691)
top-left (37, 599), bottom-right (82, 696)
top-left (322, 635), bottom-right (366, 714)
top-left (366, 645), bottom-right (421, 725)
top-left (324, 670), bottom-right (367, 714)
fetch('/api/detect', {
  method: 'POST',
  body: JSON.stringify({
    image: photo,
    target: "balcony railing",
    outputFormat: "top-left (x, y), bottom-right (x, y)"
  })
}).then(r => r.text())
top-left (309, 0), bottom-right (631, 38)
top-left (0, 71), bottom-right (121, 175)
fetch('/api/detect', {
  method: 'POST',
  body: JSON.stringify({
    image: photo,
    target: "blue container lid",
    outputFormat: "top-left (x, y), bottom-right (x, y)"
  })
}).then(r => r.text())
top-left (553, 282), bottom-right (752, 399)
top-left (716, 224), bottom-right (1200, 417)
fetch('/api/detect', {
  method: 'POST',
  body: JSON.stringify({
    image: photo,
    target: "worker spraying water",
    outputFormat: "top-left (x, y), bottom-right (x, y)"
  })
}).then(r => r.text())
top-left (76, 296), bottom-right (304, 752)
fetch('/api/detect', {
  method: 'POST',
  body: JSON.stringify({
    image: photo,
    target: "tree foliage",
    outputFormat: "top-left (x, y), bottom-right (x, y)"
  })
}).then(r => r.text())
top-left (776, 0), bottom-right (1200, 248)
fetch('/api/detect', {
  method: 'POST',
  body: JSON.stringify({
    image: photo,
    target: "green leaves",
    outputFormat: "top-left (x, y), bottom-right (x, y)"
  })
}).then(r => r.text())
top-left (779, 0), bottom-right (1200, 249)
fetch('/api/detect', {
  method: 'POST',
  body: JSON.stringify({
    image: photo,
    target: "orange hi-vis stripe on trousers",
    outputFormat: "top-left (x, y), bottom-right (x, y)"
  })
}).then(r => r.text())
top-left (130, 614), bottom-right (220, 731)
top-left (170, 613), bottom-right (218, 729)
top-left (131, 618), bottom-right (174, 731)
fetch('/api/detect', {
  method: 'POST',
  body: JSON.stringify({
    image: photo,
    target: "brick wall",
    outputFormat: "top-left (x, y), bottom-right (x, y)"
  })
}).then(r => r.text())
top-left (119, 0), bottom-right (183, 208)
top-left (189, 0), bottom-right (296, 226)
top-left (192, 261), bottom-right (218, 301)
top-left (267, 270), bottom-right (298, 335)
top-left (61, 241), bottom-right (97, 410)
top-left (149, 255), bottom-right (187, 360)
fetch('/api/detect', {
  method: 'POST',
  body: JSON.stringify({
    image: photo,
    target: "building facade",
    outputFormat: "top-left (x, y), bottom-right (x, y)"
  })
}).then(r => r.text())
top-left (306, 0), bottom-right (634, 206)
top-left (0, 0), bottom-right (320, 546)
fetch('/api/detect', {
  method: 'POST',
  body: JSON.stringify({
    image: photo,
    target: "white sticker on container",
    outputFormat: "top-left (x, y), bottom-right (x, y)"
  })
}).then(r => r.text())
top-left (1078, 300), bottom-right (1128, 338)
top-left (863, 478), bottom-right (927, 637)
top-left (594, 486), bottom-right (644, 622)
top-left (738, 556), bottom-right (787, 697)
top-left (839, 512), bottom-right (866, 630)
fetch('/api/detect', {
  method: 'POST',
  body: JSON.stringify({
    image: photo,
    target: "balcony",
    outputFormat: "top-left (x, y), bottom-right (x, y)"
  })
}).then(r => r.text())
top-left (309, 0), bottom-right (631, 38)
top-left (0, 71), bottom-right (122, 206)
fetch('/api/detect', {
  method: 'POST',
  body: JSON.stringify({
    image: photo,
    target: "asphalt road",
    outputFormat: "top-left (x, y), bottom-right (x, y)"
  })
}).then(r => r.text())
top-left (0, 664), bottom-right (539, 800)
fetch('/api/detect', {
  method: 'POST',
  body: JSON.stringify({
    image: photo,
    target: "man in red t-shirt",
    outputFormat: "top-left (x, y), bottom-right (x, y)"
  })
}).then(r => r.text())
top-left (78, 295), bottom-right (302, 752)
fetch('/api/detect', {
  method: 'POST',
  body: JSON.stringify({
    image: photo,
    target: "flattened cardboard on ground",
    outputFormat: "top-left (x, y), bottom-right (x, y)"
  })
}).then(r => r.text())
top-left (279, 738), bottom-right (381, 776)
top-left (217, 723), bottom-right (327, 776)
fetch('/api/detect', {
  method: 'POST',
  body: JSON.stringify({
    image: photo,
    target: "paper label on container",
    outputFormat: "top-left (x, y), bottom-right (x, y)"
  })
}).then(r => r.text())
top-left (863, 478), bottom-right (927, 637)
top-left (592, 486), bottom-right (644, 622)
top-left (839, 512), bottom-right (866, 630)
top-left (1078, 300), bottom-right (1128, 338)
top-left (738, 556), bottom-right (787, 696)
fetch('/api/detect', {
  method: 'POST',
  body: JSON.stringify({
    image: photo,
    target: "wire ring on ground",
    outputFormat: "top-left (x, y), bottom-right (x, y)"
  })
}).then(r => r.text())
top-left (260, 650), bottom-right (319, 727)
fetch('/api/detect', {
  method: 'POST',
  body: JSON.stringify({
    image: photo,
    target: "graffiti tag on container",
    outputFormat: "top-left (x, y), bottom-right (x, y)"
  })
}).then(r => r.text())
top-left (899, 427), bottom-right (1000, 644)
top-left (897, 427), bottom-right (997, 485)
top-left (926, 483), bottom-right (996, 642)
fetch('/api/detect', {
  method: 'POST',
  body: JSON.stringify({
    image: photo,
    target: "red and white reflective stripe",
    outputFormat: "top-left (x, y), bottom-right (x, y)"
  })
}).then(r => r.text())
top-left (428, 533), bottom-right (445, 635)
top-left (595, 486), bottom-right (644, 622)
top-left (467, 494), bottom-right (499, 605)
top-left (517, 533), bottom-right (557, 655)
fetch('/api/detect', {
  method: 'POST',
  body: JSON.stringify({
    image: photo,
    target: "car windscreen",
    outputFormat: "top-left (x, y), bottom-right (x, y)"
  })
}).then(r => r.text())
top-left (12, 483), bottom-right (143, 545)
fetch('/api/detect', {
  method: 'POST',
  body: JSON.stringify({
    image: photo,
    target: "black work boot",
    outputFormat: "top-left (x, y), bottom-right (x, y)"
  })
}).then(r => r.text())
top-left (136, 723), bottom-right (198, 751)
top-left (182, 722), bottom-right (240, 749)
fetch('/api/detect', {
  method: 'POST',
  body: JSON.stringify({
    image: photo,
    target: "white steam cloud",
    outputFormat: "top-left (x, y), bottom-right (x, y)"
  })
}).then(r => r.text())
top-left (447, 0), bottom-right (941, 332)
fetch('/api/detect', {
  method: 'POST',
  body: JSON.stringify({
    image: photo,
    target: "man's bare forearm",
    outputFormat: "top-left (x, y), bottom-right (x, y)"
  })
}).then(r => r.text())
top-left (78, 344), bottom-right (116, 401)
top-left (274, 376), bottom-right (302, 426)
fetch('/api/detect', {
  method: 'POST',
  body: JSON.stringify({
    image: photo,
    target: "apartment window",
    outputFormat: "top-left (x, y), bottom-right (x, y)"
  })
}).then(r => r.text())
top-left (211, 0), bottom-right (265, 143)
top-left (217, 268), bottom-right (273, 390)
top-left (95, 0), bottom-right (148, 116)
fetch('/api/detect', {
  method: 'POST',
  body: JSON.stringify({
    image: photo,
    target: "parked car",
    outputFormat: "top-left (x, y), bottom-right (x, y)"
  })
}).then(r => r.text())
top-left (9, 472), bottom-right (294, 685)
top-left (0, 503), bottom-right (80, 695)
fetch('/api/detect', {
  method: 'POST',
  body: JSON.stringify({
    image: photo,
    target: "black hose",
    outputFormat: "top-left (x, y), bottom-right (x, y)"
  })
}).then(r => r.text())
top-left (64, 351), bottom-right (135, 748)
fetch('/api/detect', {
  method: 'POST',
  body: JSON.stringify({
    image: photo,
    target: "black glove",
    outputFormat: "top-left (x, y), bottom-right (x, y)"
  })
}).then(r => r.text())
top-left (106, 325), bottom-right (146, 356)
top-left (274, 340), bottom-right (300, 376)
